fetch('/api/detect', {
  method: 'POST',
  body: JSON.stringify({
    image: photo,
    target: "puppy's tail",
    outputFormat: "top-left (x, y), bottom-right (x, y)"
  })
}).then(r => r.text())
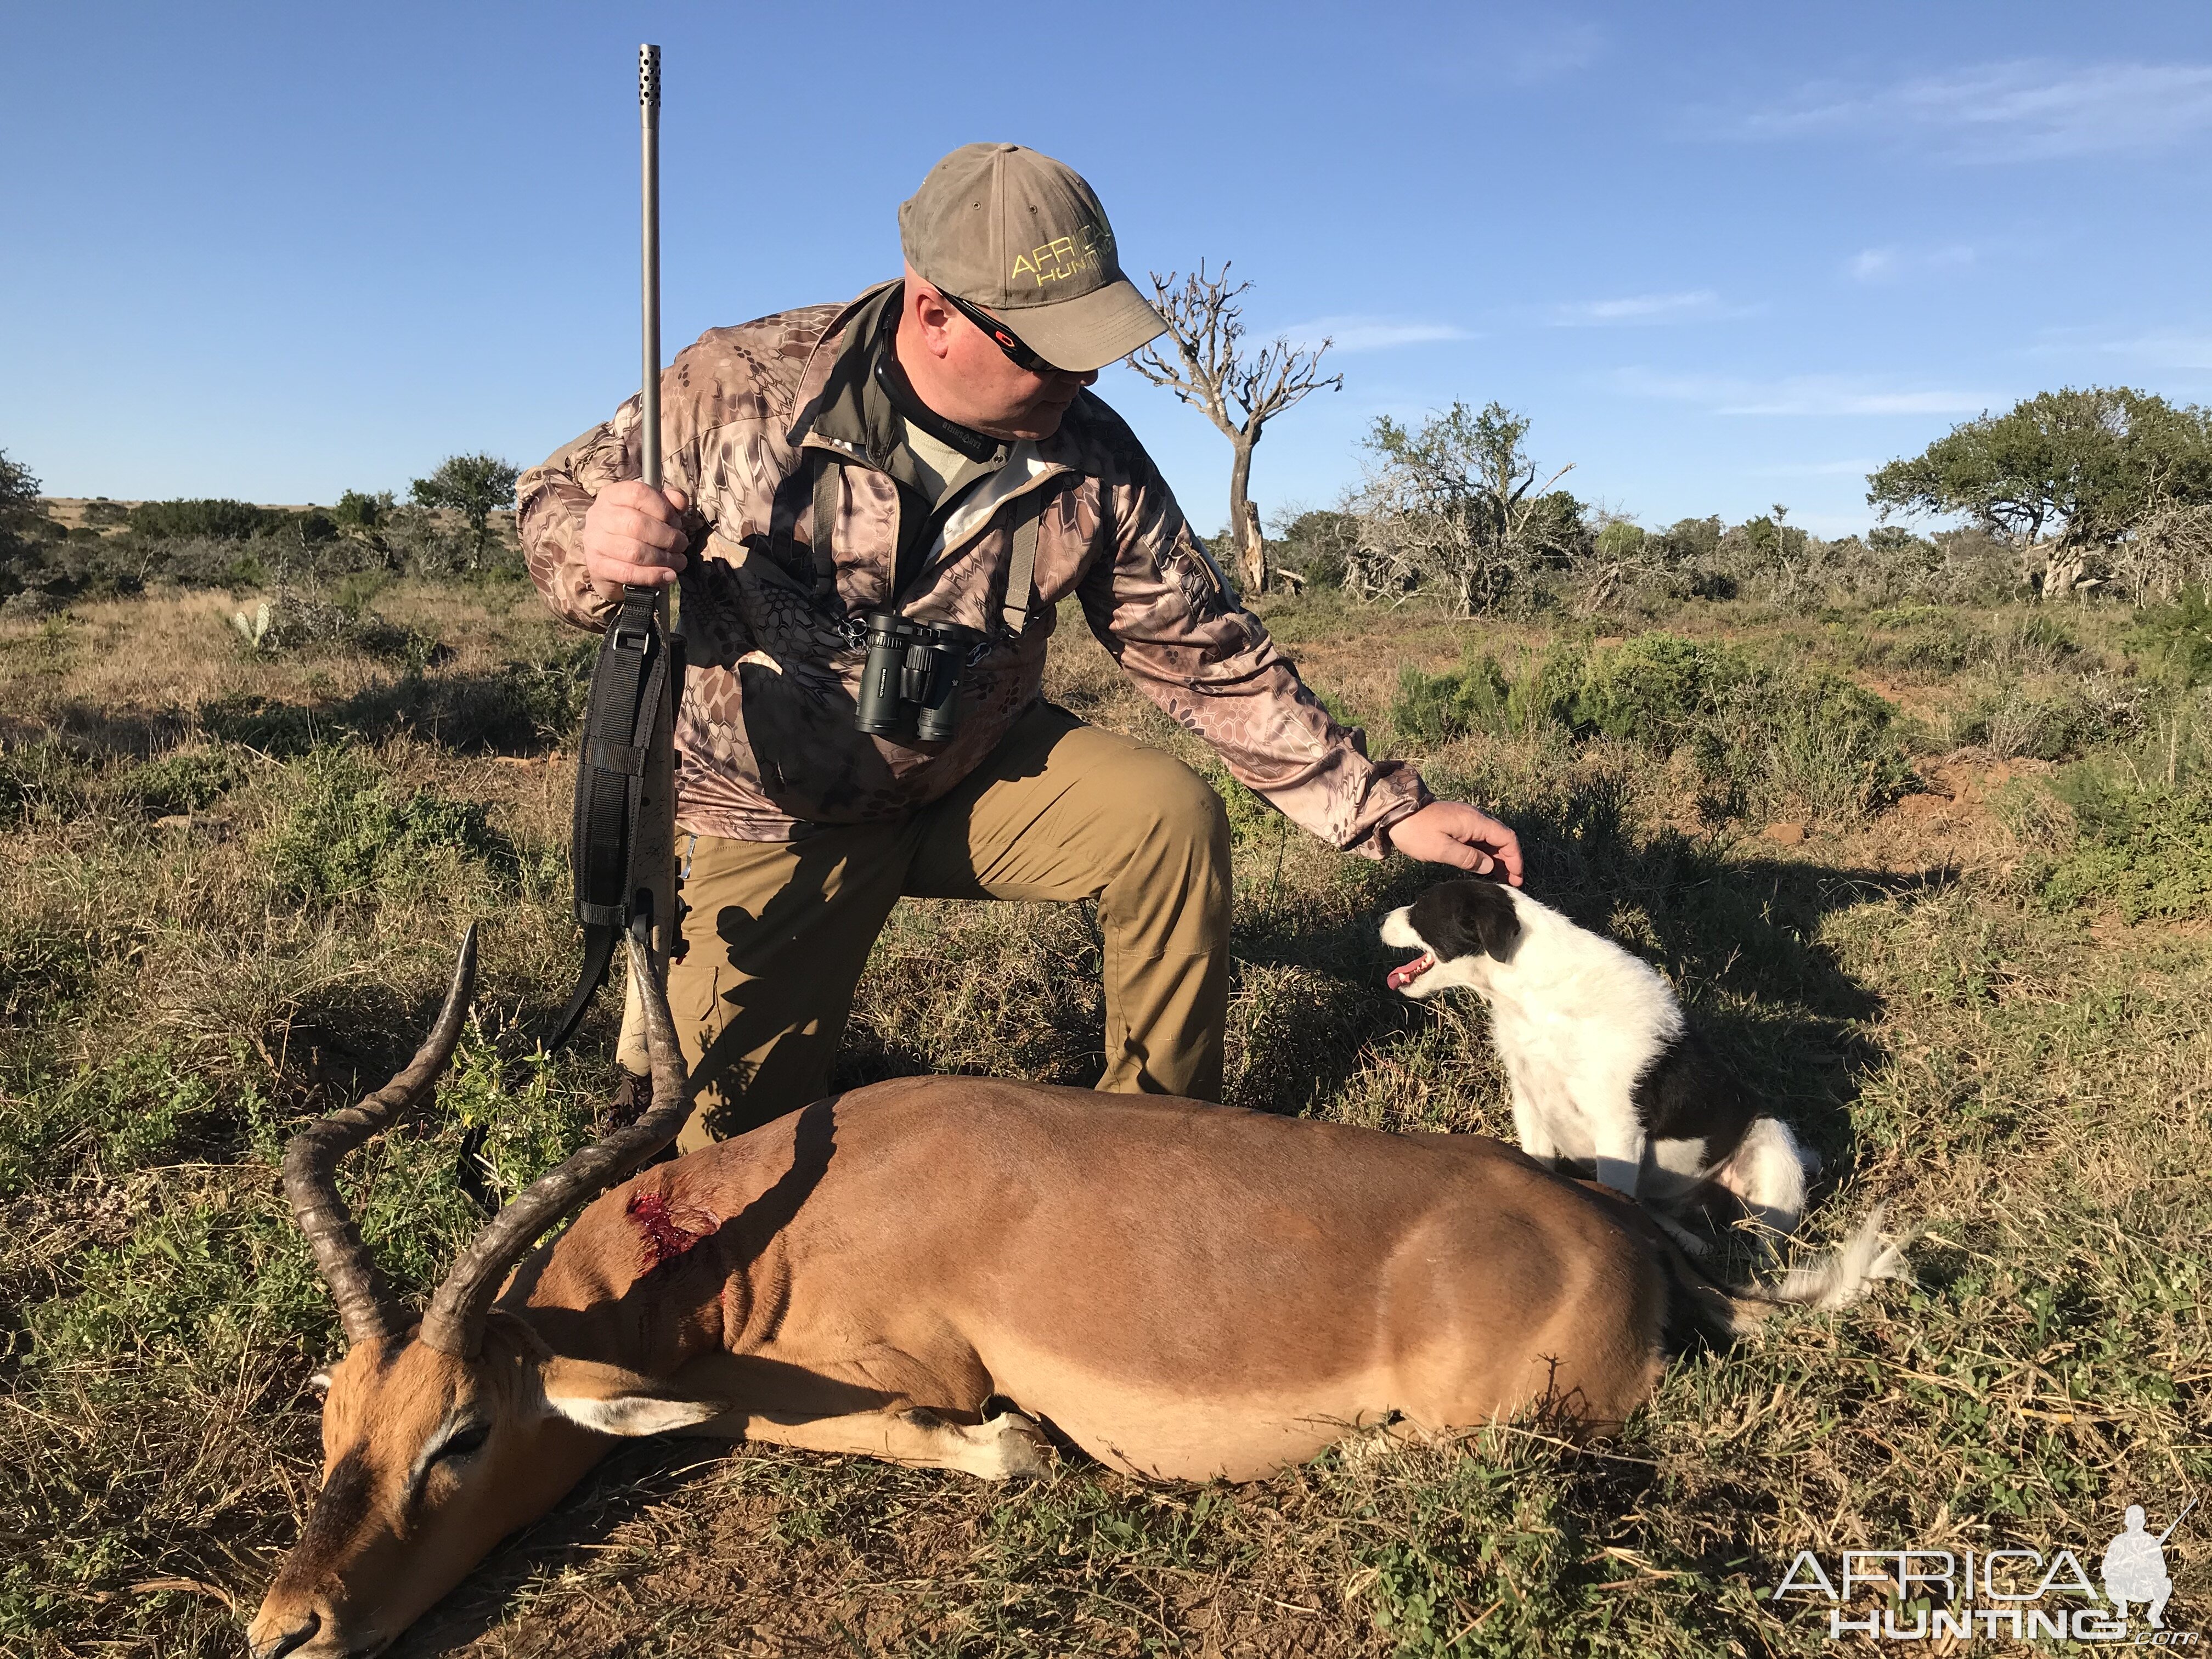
top-left (1664, 1205), bottom-right (1911, 1347)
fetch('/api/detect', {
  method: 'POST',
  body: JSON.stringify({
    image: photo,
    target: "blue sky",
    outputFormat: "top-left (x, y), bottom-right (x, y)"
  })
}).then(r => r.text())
top-left (3, 2), bottom-right (2208, 538)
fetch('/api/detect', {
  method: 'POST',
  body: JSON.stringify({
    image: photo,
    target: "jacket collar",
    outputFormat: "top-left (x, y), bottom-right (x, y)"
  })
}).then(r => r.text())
top-left (790, 281), bottom-right (1101, 481)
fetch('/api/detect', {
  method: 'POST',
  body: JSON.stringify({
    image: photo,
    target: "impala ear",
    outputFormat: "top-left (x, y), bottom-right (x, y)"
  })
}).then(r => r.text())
top-left (539, 1355), bottom-right (726, 1437)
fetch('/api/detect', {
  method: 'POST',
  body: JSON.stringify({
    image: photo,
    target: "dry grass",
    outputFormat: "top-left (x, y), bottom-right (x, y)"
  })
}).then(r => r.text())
top-left (2, 583), bottom-right (2207, 1656)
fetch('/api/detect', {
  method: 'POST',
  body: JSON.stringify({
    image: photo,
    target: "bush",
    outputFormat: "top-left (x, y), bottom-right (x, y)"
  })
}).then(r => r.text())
top-left (2028, 766), bottom-right (2212, 921)
top-left (1390, 645), bottom-right (1583, 747)
top-left (1857, 606), bottom-right (1983, 675)
top-left (1389, 632), bottom-right (1915, 820)
top-left (122, 749), bottom-right (245, 817)
top-left (0, 738), bottom-right (93, 828)
top-left (224, 586), bottom-right (441, 667)
top-left (2128, 585), bottom-right (2212, 687)
top-left (1573, 633), bottom-right (1741, 750)
top-left (263, 745), bottom-right (518, 902)
top-left (1742, 668), bottom-right (1917, 821)
top-left (125, 499), bottom-right (289, 541)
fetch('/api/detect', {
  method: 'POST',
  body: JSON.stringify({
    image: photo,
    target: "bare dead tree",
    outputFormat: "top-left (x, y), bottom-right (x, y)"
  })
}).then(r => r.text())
top-left (1125, 262), bottom-right (1341, 595)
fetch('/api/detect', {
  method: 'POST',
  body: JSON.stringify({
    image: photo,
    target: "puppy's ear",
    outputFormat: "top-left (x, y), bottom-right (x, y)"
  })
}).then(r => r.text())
top-left (1410, 879), bottom-right (1523, 963)
top-left (1464, 879), bottom-right (1522, 962)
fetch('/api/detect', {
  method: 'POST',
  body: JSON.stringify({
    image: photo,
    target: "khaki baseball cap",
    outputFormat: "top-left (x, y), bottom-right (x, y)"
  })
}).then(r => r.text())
top-left (899, 143), bottom-right (1166, 374)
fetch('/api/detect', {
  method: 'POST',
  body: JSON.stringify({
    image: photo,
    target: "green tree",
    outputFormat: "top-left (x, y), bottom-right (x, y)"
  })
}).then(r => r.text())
top-left (0, 449), bottom-right (48, 596)
top-left (409, 454), bottom-right (520, 567)
top-left (0, 449), bottom-right (40, 534)
top-left (1867, 387), bottom-right (2212, 596)
top-left (1349, 402), bottom-right (1579, 615)
top-left (333, 489), bottom-right (396, 532)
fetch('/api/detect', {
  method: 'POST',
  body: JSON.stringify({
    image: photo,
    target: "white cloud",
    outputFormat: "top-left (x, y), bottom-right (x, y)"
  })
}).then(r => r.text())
top-left (1550, 290), bottom-right (1751, 326)
top-left (1273, 317), bottom-right (1475, 354)
top-left (1508, 21), bottom-right (1606, 84)
top-left (1745, 458), bottom-right (1886, 477)
top-left (1616, 368), bottom-right (1989, 417)
top-left (2022, 323), bottom-right (2212, 371)
top-left (1728, 60), bottom-right (2212, 161)
top-left (2100, 330), bottom-right (2212, 371)
top-left (1847, 244), bottom-right (1976, 283)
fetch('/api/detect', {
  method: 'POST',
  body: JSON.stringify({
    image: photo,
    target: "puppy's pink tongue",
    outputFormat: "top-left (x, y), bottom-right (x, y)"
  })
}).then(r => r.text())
top-left (1386, 952), bottom-right (1434, 990)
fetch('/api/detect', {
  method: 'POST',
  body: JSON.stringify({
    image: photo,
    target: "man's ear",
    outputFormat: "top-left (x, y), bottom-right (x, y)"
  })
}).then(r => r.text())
top-left (539, 1356), bottom-right (726, 1437)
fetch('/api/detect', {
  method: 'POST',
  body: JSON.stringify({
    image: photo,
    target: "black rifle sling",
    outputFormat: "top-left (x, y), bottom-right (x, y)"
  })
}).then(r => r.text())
top-left (545, 583), bottom-right (670, 1053)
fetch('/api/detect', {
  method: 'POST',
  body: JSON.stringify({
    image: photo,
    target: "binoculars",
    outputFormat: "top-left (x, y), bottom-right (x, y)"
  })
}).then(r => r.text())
top-left (853, 611), bottom-right (983, 743)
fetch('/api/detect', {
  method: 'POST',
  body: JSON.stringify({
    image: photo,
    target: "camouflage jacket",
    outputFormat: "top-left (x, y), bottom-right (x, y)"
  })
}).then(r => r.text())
top-left (517, 282), bottom-right (1430, 851)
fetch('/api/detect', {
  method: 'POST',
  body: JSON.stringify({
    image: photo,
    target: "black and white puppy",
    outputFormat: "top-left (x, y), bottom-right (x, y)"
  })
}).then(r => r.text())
top-left (1380, 878), bottom-right (1816, 1251)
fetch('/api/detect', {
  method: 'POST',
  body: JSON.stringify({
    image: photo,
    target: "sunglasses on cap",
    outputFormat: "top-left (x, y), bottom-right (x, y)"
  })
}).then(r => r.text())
top-left (936, 289), bottom-right (1062, 376)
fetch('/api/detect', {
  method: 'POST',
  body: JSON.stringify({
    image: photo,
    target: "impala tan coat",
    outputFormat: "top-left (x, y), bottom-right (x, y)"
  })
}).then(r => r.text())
top-left (249, 977), bottom-right (1900, 1659)
top-left (526, 1080), bottom-right (1669, 1481)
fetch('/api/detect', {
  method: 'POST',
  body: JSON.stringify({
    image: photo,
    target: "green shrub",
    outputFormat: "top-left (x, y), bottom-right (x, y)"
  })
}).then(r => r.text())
top-left (197, 690), bottom-right (321, 756)
top-left (0, 1047), bottom-right (235, 1200)
top-left (0, 738), bottom-right (91, 827)
top-left (2128, 585), bottom-right (2212, 687)
top-left (122, 749), bottom-right (244, 816)
top-left (1387, 632), bottom-right (1912, 820)
top-left (1858, 606), bottom-right (1984, 674)
top-left (125, 499), bottom-right (289, 540)
top-left (264, 745), bottom-right (518, 901)
top-left (1390, 644), bottom-right (1582, 746)
top-left (2033, 765), bottom-right (2212, 921)
top-left (1747, 668), bottom-right (1918, 820)
top-left (1571, 632), bottom-right (1746, 749)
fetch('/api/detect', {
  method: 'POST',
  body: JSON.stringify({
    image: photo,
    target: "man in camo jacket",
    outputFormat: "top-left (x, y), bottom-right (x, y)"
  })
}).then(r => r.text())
top-left (518, 142), bottom-right (1523, 1150)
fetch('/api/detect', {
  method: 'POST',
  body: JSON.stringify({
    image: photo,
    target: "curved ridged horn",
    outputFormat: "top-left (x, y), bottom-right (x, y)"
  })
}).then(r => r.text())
top-left (282, 926), bottom-right (480, 1347)
top-left (420, 934), bottom-right (691, 1357)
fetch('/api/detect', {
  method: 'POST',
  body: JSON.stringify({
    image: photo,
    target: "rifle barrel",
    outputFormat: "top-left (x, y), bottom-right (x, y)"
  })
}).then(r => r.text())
top-left (639, 43), bottom-right (662, 492)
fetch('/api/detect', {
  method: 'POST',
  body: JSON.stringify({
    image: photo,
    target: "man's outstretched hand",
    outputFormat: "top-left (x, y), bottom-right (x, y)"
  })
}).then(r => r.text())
top-left (1386, 802), bottom-right (1525, 884)
top-left (582, 480), bottom-right (691, 602)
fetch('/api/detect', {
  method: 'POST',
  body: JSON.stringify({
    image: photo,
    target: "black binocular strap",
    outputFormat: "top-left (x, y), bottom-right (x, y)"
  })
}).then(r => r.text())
top-left (809, 451), bottom-right (840, 601)
top-left (812, 445), bottom-right (1045, 640)
top-left (545, 583), bottom-right (671, 1054)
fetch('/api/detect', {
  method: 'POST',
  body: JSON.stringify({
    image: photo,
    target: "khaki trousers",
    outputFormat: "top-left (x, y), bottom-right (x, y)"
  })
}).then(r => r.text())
top-left (666, 701), bottom-right (1232, 1151)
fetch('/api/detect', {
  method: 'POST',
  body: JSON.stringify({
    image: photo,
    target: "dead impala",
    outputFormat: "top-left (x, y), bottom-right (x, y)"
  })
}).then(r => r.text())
top-left (246, 930), bottom-right (1904, 1658)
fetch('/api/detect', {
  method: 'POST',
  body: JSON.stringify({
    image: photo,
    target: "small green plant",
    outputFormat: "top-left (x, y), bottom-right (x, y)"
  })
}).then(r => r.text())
top-left (0, 738), bottom-right (90, 827)
top-left (264, 744), bottom-right (517, 901)
top-left (124, 749), bottom-right (243, 816)
top-left (2034, 765), bottom-right (2212, 921)
top-left (1389, 633), bottom-right (1912, 820)
top-left (2128, 585), bottom-right (2212, 687)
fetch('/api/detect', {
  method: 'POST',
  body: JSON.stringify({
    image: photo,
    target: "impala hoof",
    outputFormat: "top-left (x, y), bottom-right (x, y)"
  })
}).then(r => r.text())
top-left (972, 1409), bottom-right (1052, 1481)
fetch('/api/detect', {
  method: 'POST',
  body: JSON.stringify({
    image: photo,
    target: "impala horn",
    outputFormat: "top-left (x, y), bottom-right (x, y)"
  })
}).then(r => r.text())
top-left (419, 933), bottom-right (691, 1357)
top-left (283, 928), bottom-right (692, 1358)
top-left (282, 926), bottom-right (481, 1348)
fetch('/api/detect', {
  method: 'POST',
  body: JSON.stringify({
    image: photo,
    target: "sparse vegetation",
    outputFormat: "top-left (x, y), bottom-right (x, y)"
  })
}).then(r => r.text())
top-left (3, 572), bottom-right (2207, 1655)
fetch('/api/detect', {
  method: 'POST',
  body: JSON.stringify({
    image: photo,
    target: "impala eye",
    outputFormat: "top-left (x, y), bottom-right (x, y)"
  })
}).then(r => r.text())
top-left (431, 1423), bottom-right (490, 1465)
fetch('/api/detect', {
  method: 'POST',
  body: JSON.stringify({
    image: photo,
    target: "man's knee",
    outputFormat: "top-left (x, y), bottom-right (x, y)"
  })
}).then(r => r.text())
top-left (1093, 754), bottom-right (1232, 946)
top-left (1128, 754), bottom-right (1232, 870)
